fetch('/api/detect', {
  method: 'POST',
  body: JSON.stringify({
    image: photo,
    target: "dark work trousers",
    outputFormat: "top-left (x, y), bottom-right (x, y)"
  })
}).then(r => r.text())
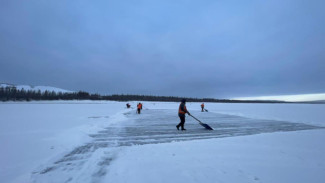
top-left (177, 115), bottom-right (186, 129)
top-left (137, 108), bottom-right (141, 114)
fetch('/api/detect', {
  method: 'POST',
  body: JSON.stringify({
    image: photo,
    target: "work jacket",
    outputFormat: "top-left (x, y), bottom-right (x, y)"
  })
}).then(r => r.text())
top-left (178, 102), bottom-right (188, 117)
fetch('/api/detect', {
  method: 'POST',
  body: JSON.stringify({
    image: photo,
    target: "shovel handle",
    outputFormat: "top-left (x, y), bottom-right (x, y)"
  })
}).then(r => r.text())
top-left (189, 114), bottom-right (203, 124)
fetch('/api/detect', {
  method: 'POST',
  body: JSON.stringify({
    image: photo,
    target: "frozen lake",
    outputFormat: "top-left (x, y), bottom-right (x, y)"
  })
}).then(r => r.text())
top-left (95, 109), bottom-right (320, 145)
top-left (1, 101), bottom-right (324, 183)
top-left (31, 108), bottom-right (323, 182)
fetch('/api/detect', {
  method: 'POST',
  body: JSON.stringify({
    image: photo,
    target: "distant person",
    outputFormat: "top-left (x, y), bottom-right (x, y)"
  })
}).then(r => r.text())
top-left (137, 103), bottom-right (140, 113)
top-left (176, 99), bottom-right (190, 131)
top-left (201, 103), bottom-right (205, 112)
top-left (126, 103), bottom-right (131, 108)
top-left (137, 103), bottom-right (142, 114)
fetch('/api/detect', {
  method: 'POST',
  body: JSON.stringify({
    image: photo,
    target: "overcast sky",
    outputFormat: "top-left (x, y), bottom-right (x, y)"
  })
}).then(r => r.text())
top-left (1, 0), bottom-right (324, 98)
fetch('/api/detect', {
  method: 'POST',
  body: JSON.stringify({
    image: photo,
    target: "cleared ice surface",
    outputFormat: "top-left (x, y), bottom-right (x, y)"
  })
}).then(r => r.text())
top-left (116, 109), bottom-right (321, 144)
top-left (32, 109), bottom-right (323, 183)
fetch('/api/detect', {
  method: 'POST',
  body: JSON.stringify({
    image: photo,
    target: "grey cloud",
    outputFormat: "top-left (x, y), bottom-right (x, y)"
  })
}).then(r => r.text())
top-left (1, 0), bottom-right (324, 98)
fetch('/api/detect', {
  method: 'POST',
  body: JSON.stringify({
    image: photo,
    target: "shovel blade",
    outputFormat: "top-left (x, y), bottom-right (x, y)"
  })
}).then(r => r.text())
top-left (200, 123), bottom-right (214, 130)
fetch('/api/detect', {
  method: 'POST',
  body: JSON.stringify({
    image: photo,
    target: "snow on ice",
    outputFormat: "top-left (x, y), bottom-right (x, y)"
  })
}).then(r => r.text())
top-left (0, 101), bottom-right (325, 183)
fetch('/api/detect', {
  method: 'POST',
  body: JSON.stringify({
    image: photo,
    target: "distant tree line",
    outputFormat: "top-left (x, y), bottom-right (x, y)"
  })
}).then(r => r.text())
top-left (0, 86), bottom-right (100, 101)
top-left (0, 86), bottom-right (286, 103)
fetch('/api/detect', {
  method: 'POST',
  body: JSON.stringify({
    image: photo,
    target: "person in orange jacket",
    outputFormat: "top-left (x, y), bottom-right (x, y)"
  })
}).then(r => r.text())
top-left (201, 103), bottom-right (205, 112)
top-left (176, 99), bottom-right (191, 130)
top-left (137, 103), bottom-right (142, 114)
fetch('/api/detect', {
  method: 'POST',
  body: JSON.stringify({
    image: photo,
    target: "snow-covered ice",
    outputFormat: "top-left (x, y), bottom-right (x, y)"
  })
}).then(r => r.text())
top-left (0, 101), bottom-right (324, 183)
top-left (106, 129), bottom-right (325, 183)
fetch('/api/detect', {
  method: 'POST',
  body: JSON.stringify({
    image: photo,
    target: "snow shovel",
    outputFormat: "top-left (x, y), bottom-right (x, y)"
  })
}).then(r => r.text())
top-left (189, 114), bottom-right (214, 130)
top-left (204, 109), bottom-right (208, 112)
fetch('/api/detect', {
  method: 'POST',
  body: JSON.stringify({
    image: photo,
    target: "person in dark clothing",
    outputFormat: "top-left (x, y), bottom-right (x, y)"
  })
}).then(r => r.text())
top-left (126, 103), bottom-right (131, 108)
top-left (176, 99), bottom-right (191, 130)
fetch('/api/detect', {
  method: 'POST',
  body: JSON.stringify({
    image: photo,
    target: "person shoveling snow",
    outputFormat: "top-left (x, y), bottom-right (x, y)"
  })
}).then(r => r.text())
top-left (176, 99), bottom-right (213, 130)
top-left (176, 99), bottom-right (190, 131)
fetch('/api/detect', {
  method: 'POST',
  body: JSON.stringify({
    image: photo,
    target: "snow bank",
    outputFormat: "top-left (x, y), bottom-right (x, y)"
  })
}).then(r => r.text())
top-left (0, 101), bottom-right (125, 183)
